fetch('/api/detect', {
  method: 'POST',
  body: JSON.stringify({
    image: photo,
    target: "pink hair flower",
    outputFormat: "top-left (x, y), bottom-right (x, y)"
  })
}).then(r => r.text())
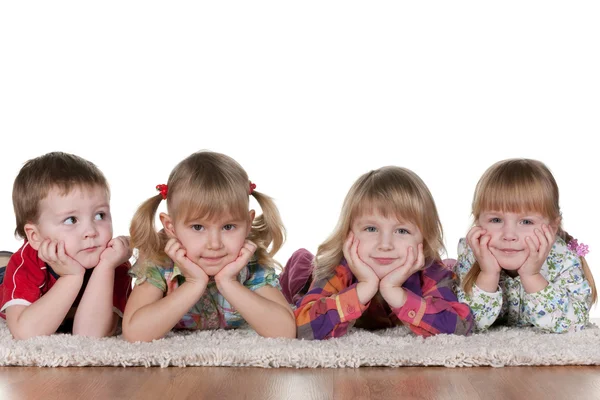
top-left (568, 239), bottom-right (589, 257)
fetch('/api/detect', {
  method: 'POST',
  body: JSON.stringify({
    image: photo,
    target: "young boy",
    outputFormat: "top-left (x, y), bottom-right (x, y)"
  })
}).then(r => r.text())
top-left (0, 152), bottom-right (132, 339)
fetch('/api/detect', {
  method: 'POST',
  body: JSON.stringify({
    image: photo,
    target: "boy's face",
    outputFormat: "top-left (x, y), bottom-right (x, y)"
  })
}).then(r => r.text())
top-left (26, 185), bottom-right (113, 269)
top-left (351, 212), bottom-right (424, 279)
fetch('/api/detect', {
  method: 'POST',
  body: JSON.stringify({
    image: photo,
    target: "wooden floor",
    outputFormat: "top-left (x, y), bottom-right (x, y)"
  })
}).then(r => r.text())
top-left (2, 321), bottom-right (600, 399)
top-left (1, 365), bottom-right (600, 400)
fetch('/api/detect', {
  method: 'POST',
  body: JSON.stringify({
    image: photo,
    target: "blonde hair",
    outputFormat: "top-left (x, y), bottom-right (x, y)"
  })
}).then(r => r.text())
top-left (461, 158), bottom-right (597, 302)
top-left (130, 151), bottom-right (285, 270)
top-left (312, 166), bottom-right (445, 282)
top-left (12, 152), bottom-right (109, 239)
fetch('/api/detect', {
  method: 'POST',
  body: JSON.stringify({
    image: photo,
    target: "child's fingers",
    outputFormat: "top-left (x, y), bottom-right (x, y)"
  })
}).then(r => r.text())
top-left (414, 243), bottom-right (425, 270)
top-left (57, 241), bottom-right (68, 262)
top-left (524, 236), bottom-right (537, 257)
top-left (342, 232), bottom-right (353, 260)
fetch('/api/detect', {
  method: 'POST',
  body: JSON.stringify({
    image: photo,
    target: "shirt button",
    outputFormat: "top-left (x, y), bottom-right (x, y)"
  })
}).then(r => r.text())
top-left (347, 305), bottom-right (355, 314)
top-left (408, 310), bottom-right (416, 318)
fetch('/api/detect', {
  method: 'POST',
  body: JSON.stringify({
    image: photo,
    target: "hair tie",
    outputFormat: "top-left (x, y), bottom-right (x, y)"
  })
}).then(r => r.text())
top-left (156, 184), bottom-right (168, 200)
top-left (249, 181), bottom-right (256, 195)
top-left (567, 239), bottom-right (589, 257)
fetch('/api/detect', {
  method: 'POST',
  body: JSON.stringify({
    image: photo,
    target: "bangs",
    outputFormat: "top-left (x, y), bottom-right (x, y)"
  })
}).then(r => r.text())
top-left (475, 176), bottom-right (555, 218)
top-left (171, 184), bottom-right (249, 224)
top-left (353, 190), bottom-right (421, 227)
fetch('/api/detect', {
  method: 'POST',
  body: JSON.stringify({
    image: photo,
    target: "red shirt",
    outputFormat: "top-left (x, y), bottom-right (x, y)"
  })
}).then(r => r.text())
top-left (1, 241), bottom-right (132, 320)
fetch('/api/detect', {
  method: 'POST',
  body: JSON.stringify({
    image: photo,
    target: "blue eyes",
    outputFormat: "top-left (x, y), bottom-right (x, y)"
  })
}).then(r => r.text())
top-left (364, 227), bottom-right (410, 234)
top-left (489, 218), bottom-right (535, 225)
top-left (95, 212), bottom-right (105, 221)
top-left (191, 224), bottom-right (236, 231)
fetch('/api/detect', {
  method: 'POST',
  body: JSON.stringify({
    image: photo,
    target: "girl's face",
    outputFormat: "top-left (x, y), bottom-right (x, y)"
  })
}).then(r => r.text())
top-left (351, 212), bottom-right (424, 279)
top-left (477, 211), bottom-right (555, 271)
top-left (163, 210), bottom-right (255, 276)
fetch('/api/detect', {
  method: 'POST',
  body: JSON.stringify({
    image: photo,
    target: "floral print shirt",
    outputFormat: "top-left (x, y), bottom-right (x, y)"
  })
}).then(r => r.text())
top-left (130, 258), bottom-right (280, 330)
top-left (453, 237), bottom-right (593, 333)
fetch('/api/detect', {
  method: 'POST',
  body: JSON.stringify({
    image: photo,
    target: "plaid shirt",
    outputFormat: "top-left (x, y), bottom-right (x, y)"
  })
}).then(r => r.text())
top-left (295, 259), bottom-right (473, 339)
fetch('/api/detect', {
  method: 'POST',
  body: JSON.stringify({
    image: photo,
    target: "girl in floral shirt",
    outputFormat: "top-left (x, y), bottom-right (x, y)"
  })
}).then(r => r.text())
top-left (454, 158), bottom-right (596, 333)
top-left (290, 166), bottom-right (474, 339)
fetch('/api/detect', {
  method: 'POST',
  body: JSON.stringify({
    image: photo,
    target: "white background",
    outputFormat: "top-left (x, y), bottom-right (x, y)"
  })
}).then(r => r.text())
top-left (1, 2), bottom-right (598, 316)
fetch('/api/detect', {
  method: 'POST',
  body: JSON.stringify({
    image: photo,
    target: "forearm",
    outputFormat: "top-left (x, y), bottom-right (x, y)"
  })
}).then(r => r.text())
top-left (123, 281), bottom-right (207, 342)
top-left (524, 283), bottom-right (590, 333)
top-left (386, 288), bottom-right (474, 336)
top-left (520, 274), bottom-right (549, 294)
top-left (73, 265), bottom-right (118, 337)
top-left (8, 275), bottom-right (83, 339)
top-left (217, 280), bottom-right (295, 338)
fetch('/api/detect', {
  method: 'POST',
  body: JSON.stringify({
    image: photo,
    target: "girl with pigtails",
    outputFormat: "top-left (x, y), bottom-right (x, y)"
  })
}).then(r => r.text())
top-left (122, 151), bottom-right (295, 342)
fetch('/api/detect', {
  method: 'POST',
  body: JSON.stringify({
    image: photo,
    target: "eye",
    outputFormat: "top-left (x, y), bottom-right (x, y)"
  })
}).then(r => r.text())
top-left (223, 224), bottom-right (236, 231)
top-left (490, 217), bottom-right (502, 223)
top-left (63, 216), bottom-right (77, 225)
top-left (395, 228), bottom-right (410, 235)
top-left (364, 226), bottom-right (377, 233)
top-left (94, 212), bottom-right (105, 221)
top-left (521, 219), bottom-right (534, 225)
top-left (191, 224), bottom-right (204, 231)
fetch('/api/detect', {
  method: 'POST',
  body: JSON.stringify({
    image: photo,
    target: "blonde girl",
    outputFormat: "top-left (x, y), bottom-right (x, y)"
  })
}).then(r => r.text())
top-left (290, 166), bottom-right (474, 339)
top-left (122, 151), bottom-right (295, 342)
top-left (455, 158), bottom-right (596, 333)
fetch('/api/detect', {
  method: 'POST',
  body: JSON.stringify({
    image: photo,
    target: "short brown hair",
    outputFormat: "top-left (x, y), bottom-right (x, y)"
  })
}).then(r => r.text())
top-left (13, 152), bottom-right (109, 238)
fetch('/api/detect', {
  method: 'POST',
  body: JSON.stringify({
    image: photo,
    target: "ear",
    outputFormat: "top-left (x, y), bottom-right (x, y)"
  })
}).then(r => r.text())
top-left (159, 213), bottom-right (176, 238)
top-left (247, 209), bottom-right (256, 236)
top-left (24, 223), bottom-right (43, 251)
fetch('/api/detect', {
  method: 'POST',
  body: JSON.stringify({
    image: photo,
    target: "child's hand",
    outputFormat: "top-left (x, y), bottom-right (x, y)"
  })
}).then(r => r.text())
top-left (379, 244), bottom-right (425, 289)
top-left (215, 240), bottom-right (258, 284)
top-left (98, 236), bottom-right (132, 269)
top-left (466, 226), bottom-right (501, 276)
top-left (343, 231), bottom-right (379, 286)
top-left (518, 224), bottom-right (555, 278)
top-left (164, 238), bottom-right (209, 285)
top-left (38, 239), bottom-right (85, 277)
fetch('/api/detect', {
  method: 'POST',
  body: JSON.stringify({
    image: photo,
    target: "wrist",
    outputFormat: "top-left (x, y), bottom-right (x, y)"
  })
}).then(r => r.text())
top-left (520, 273), bottom-right (548, 294)
top-left (356, 281), bottom-right (378, 305)
top-left (476, 271), bottom-right (500, 293)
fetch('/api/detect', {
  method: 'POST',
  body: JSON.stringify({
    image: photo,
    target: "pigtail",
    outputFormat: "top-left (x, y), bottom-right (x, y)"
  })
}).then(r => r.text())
top-left (130, 194), bottom-right (169, 268)
top-left (248, 190), bottom-right (286, 270)
top-left (558, 230), bottom-right (597, 304)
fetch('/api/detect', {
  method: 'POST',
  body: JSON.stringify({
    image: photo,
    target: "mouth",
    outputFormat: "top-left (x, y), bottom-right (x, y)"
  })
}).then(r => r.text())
top-left (495, 248), bottom-right (523, 255)
top-left (81, 246), bottom-right (100, 253)
top-left (371, 257), bottom-right (397, 265)
top-left (201, 255), bottom-right (226, 265)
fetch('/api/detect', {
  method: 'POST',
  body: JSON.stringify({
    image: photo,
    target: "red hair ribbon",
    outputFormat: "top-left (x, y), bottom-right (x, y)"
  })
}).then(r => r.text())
top-left (249, 182), bottom-right (256, 195)
top-left (156, 184), bottom-right (168, 200)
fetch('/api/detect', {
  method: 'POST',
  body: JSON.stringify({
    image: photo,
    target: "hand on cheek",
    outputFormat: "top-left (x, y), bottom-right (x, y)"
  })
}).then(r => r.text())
top-left (38, 239), bottom-right (85, 277)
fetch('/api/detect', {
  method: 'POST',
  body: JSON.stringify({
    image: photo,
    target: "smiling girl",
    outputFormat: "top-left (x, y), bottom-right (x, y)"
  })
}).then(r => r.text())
top-left (288, 166), bottom-right (473, 339)
top-left (122, 151), bottom-right (294, 342)
top-left (455, 158), bottom-right (596, 333)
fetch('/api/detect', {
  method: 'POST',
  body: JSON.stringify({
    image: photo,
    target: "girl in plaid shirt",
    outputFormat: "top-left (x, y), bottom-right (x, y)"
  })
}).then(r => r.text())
top-left (289, 166), bottom-right (473, 339)
top-left (122, 151), bottom-right (295, 342)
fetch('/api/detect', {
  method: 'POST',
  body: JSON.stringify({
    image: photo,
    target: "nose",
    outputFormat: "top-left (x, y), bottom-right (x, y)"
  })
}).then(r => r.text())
top-left (501, 223), bottom-right (518, 241)
top-left (83, 221), bottom-right (98, 239)
top-left (377, 232), bottom-right (394, 251)
top-left (207, 230), bottom-right (223, 250)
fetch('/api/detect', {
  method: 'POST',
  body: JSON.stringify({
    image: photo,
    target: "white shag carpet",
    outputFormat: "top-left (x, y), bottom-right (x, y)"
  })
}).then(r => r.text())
top-left (1, 320), bottom-right (599, 368)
